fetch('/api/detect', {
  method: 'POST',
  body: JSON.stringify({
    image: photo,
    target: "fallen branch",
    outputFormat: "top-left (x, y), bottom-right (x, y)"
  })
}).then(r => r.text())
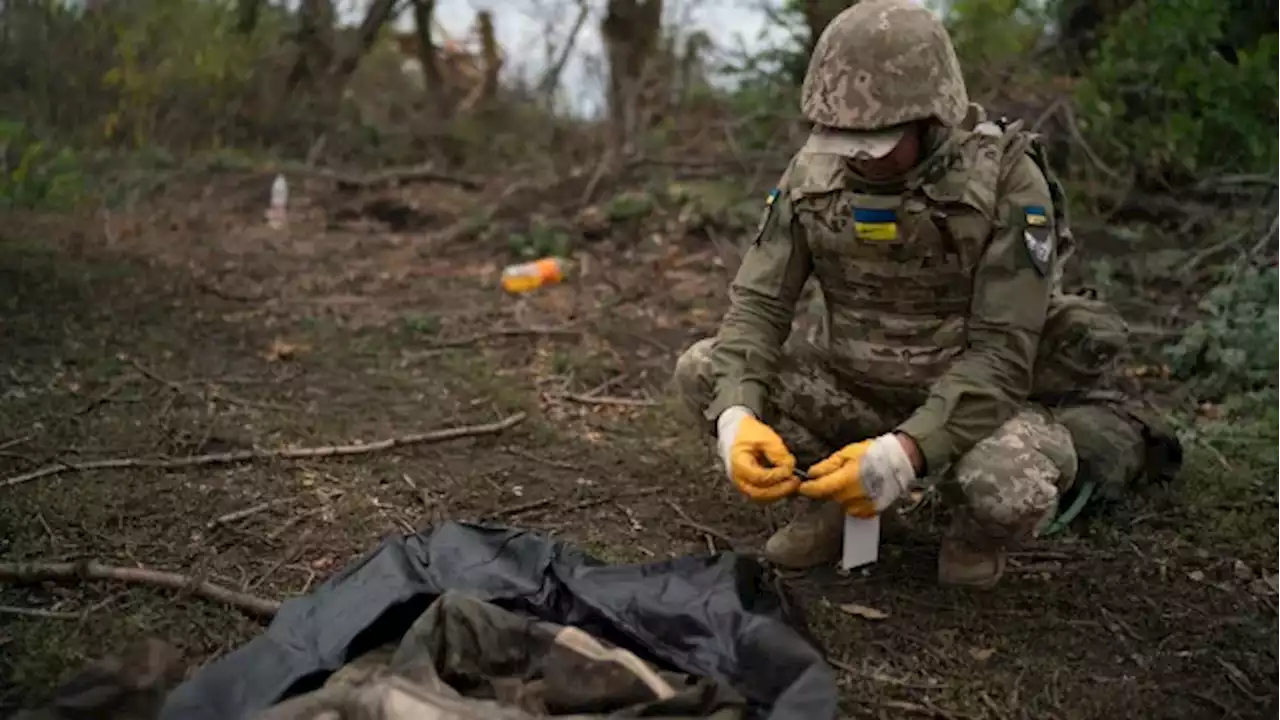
top-left (0, 604), bottom-right (81, 620)
top-left (291, 163), bottom-right (482, 191)
top-left (549, 392), bottom-right (657, 408)
top-left (664, 500), bottom-right (736, 549)
top-left (207, 499), bottom-right (289, 529)
top-left (581, 372), bottom-right (632, 398)
top-left (1, 412), bottom-right (527, 489)
top-left (1058, 103), bottom-right (1127, 185)
top-left (0, 434), bottom-right (34, 451)
top-left (434, 178), bottom-right (533, 248)
top-left (421, 327), bottom-right (580, 351)
top-left (484, 497), bottom-right (554, 519)
top-left (483, 487), bottom-right (664, 522)
top-left (0, 561), bottom-right (281, 618)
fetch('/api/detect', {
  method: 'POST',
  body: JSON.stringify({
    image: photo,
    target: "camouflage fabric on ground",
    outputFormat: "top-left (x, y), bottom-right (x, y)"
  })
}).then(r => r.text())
top-left (255, 591), bottom-right (747, 720)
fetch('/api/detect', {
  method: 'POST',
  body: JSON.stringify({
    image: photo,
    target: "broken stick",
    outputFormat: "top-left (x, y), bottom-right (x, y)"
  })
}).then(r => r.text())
top-left (549, 392), bottom-right (658, 408)
top-left (207, 499), bottom-right (289, 529)
top-left (2, 412), bottom-right (527, 489)
top-left (419, 327), bottom-right (581, 352)
top-left (0, 561), bottom-right (281, 619)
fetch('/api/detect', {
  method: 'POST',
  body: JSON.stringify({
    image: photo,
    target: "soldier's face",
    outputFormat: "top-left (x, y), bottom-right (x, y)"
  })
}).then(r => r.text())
top-left (849, 123), bottom-right (921, 180)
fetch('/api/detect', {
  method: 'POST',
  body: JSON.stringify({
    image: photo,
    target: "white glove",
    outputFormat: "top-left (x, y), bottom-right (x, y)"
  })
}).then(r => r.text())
top-left (714, 405), bottom-right (799, 502)
top-left (715, 405), bottom-right (755, 478)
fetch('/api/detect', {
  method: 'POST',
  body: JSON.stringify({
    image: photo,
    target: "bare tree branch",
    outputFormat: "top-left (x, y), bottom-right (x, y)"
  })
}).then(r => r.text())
top-left (538, 0), bottom-right (591, 106)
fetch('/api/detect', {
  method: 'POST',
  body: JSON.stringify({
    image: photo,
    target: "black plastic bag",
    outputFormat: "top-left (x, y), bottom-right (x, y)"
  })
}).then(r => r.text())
top-left (159, 522), bottom-right (839, 720)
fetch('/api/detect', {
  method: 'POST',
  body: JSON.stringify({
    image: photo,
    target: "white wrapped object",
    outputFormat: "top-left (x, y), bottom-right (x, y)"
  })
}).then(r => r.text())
top-left (267, 174), bottom-right (288, 229)
top-left (841, 515), bottom-right (880, 570)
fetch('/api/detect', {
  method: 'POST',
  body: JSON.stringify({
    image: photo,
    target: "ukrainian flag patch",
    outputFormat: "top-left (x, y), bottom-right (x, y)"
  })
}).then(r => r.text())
top-left (853, 207), bottom-right (899, 242)
top-left (766, 188), bottom-right (780, 206)
top-left (1025, 205), bottom-right (1048, 227)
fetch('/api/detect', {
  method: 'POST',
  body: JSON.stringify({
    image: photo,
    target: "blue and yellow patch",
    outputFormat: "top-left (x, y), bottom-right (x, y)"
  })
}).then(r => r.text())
top-left (766, 188), bottom-right (781, 206)
top-left (853, 207), bottom-right (898, 242)
top-left (1024, 205), bottom-right (1048, 227)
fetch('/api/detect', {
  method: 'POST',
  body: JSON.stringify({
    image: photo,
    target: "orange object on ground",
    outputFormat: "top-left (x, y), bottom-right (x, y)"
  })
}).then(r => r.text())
top-left (501, 257), bottom-right (566, 293)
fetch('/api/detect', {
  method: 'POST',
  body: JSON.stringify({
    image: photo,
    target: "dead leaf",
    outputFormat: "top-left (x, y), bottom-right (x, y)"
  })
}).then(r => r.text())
top-left (265, 338), bottom-right (310, 362)
top-left (1187, 570), bottom-right (1205, 582)
top-left (1250, 574), bottom-right (1278, 596)
top-left (969, 647), bottom-right (996, 662)
top-left (838, 603), bottom-right (889, 621)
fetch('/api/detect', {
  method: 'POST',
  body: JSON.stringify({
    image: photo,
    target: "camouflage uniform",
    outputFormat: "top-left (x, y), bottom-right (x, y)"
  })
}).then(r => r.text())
top-left (671, 0), bottom-right (1180, 585)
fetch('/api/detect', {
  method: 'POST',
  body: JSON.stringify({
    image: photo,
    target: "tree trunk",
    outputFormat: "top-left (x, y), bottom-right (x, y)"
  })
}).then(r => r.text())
top-left (471, 11), bottom-right (501, 109)
top-left (235, 0), bottom-right (262, 35)
top-left (287, 0), bottom-right (397, 99)
top-left (802, 0), bottom-right (854, 55)
top-left (410, 0), bottom-right (451, 119)
top-left (1055, 0), bottom-right (1137, 72)
top-left (331, 0), bottom-right (398, 79)
top-left (537, 0), bottom-right (590, 107)
top-left (287, 0), bottom-right (336, 91)
top-left (601, 0), bottom-right (663, 157)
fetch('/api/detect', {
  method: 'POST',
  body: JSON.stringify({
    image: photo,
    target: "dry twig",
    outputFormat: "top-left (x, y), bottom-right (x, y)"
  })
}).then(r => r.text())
top-left (207, 499), bottom-right (289, 529)
top-left (0, 604), bottom-right (81, 620)
top-left (0, 561), bottom-right (280, 618)
top-left (289, 163), bottom-right (482, 191)
top-left (0, 434), bottom-right (33, 451)
top-left (412, 327), bottom-right (580, 353)
top-left (484, 497), bottom-right (554, 519)
top-left (549, 392), bottom-right (657, 408)
top-left (1, 412), bottom-right (527, 489)
top-left (664, 500), bottom-right (735, 549)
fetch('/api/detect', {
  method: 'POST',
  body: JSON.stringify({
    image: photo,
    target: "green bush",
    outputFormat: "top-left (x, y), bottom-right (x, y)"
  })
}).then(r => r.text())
top-left (1164, 265), bottom-right (1279, 399)
top-left (1075, 0), bottom-right (1279, 181)
top-left (0, 121), bottom-right (84, 210)
top-left (942, 0), bottom-right (1048, 93)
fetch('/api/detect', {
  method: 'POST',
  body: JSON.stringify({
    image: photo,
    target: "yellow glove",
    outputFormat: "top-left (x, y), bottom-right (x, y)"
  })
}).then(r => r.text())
top-left (716, 406), bottom-right (799, 502)
top-left (798, 434), bottom-right (916, 518)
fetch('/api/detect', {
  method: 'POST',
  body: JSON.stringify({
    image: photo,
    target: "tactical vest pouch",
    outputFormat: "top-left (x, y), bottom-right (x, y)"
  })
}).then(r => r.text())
top-left (1031, 291), bottom-right (1129, 398)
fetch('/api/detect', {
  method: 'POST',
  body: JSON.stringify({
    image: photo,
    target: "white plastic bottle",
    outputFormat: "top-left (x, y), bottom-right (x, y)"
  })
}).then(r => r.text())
top-left (267, 174), bottom-right (288, 229)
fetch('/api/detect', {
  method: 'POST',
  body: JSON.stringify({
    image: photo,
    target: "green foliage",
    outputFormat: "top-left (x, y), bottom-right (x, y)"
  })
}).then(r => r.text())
top-left (667, 180), bottom-right (758, 232)
top-left (507, 223), bottom-right (571, 261)
top-left (96, 0), bottom-right (266, 148)
top-left (1164, 265), bottom-right (1279, 399)
top-left (940, 0), bottom-right (1048, 87)
top-left (1075, 0), bottom-right (1279, 181)
top-left (401, 312), bottom-right (440, 336)
top-left (604, 192), bottom-right (654, 223)
top-left (1167, 387), bottom-right (1278, 563)
top-left (0, 121), bottom-right (84, 210)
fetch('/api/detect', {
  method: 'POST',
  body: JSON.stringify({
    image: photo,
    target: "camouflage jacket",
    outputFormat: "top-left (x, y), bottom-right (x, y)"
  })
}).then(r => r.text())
top-left (706, 124), bottom-right (1063, 473)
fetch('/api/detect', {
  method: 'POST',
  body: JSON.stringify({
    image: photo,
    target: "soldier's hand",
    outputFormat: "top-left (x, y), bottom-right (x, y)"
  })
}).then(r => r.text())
top-left (716, 406), bottom-right (799, 502)
top-left (799, 434), bottom-right (916, 517)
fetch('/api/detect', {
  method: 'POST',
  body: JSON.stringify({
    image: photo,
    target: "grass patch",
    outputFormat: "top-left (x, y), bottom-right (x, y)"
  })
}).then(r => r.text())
top-left (1169, 389), bottom-right (1278, 566)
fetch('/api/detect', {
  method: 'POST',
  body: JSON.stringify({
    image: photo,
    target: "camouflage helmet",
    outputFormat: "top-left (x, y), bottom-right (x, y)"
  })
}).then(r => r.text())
top-left (800, 0), bottom-right (969, 133)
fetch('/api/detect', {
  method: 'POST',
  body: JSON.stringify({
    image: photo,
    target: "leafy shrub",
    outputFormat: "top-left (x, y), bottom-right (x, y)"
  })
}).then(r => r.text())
top-left (1075, 0), bottom-right (1279, 181)
top-left (941, 0), bottom-right (1048, 94)
top-left (1164, 264), bottom-right (1279, 399)
top-left (0, 121), bottom-right (84, 210)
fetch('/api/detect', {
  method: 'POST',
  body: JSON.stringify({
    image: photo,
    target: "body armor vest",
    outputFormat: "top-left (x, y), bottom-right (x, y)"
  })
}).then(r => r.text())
top-left (786, 127), bottom-right (1008, 390)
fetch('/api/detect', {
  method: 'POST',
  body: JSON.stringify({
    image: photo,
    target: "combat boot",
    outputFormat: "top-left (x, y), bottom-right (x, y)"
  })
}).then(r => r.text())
top-left (764, 499), bottom-right (843, 569)
top-left (937, 536), bottom-right (1007, 589)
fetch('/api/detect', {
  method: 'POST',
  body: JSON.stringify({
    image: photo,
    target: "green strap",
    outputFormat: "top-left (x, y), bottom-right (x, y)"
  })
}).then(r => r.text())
top-left (1041, 480), bottom-right (1097, 537)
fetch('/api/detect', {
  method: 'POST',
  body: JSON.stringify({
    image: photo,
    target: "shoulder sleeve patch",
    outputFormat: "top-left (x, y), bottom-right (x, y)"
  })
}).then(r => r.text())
top-left (751, 187), bottom-right (783, 246)
top-left (1022, 205), bottom-right (1053, 275)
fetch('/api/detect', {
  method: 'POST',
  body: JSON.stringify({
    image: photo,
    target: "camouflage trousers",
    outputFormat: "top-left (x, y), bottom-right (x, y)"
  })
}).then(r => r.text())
top-left (672, 337), bottom-right (1152, 549)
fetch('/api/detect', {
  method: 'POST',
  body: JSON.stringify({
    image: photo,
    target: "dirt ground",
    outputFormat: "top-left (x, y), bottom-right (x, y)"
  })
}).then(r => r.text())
top-left (0, 173), bottom-right (1276, 720)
